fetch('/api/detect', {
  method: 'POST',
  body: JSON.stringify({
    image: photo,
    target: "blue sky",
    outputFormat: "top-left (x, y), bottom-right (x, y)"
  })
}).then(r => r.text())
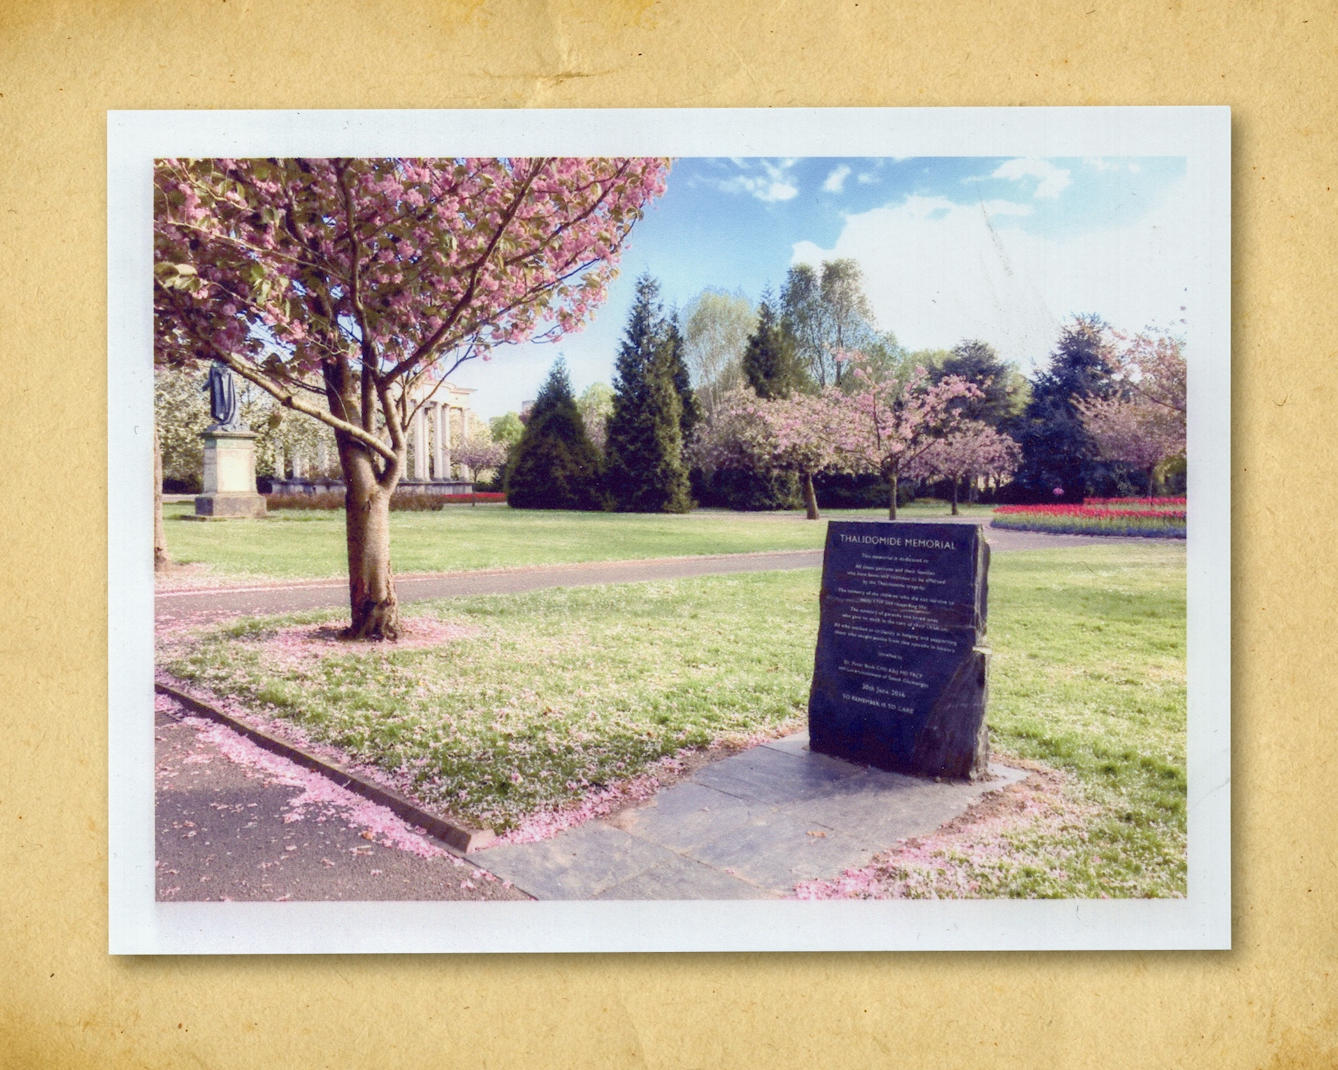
top-left (451, 155), bottom-right (1189, 419)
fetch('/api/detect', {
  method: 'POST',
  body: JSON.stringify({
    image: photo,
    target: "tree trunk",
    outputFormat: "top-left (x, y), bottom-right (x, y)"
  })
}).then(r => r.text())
top-left (801, 470), bottom-right (820, 520)
top-left (951, 476), bottom-right (959, 516)
top-left (888, 469), bottom-right (899, 521)
top-left (153, 423), bottom-right (170, 570)
top-left (341, 444), bottom-right (401, 641)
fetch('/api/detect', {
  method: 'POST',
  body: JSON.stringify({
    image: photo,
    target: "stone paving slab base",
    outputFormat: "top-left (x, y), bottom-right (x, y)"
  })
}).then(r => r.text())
top-left (470, 731), bottom-right (1028, 900)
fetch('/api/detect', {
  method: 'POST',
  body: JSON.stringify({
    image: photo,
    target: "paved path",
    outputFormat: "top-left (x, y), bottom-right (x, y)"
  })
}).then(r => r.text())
top-left (467, 731), bottom-right (1028, 900)
top-left (155, 700), bottom-right (528, 902)
top-left (157, 525), bottom-right (1148, 625)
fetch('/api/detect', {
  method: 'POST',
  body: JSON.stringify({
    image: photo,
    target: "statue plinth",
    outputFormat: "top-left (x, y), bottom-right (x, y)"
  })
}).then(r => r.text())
top-left (194, 429), bottom-right (266, 519)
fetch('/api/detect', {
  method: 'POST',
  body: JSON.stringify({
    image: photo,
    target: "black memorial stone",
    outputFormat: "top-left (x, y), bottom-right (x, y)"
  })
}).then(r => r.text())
top-left (807, 520), bottom-right (990, 780)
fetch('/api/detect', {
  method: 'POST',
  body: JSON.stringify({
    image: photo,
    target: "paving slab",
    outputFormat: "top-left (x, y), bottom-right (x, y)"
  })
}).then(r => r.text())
top-left (782, 764), bottom-right (1029, 846)
top-left (686, 810), bottom-right (879, 890)
top-left (758, 730), bottom-right (813, 757)
top-left (691, 744), bottom-right (864, 807)
top-left (607, 781), bottom-right (765, 854)
top-left (594, 855), bottom-right (774, 900)
top-left (470, 822), bottom-right (693, 901)
top-left (469, 730), bottom-right (1030, 900)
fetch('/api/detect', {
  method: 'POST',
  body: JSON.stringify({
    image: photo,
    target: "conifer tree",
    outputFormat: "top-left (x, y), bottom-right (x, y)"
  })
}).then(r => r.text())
top-left (1012, 316), bottom-right (1125, 500)
top-left (604, 275), bottom-right (692, 512)
top-left (505, 358), bottom-right (603, 510)
top-left (742, 295), bottom-right (809, 399)
top-left (664, 314), bottom-right (702, 440)
top-left (931, 339), bottom-right (1029, 428)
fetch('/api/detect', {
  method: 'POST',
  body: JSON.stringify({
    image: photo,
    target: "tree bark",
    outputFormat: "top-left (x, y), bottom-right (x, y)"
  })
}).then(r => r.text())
top-left (801, 470), bottom-right (820, 520)
top-left (888, 469), bottom-right (899, 521)
top-left (340, 441), bottom-right (401, 641)
top-left (153, 423), bottom-right (170, 570)
top-left (951, 476), bottom-right (959, 516)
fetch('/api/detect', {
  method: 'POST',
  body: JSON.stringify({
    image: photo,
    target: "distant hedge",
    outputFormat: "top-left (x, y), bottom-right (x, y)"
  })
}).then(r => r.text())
top-left (265, 491), bottom-right (506, 511)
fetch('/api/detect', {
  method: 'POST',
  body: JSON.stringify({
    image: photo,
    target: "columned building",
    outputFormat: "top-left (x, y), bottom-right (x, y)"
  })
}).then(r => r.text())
top-left (268, 379), bottom-right (480, 496)
top-left (402, 379), bottom-right (478, 492)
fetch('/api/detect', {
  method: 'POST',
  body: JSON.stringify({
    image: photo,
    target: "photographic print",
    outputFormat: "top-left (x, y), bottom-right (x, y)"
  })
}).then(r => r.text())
top-left (108, 108), bottom-right (1230, 953)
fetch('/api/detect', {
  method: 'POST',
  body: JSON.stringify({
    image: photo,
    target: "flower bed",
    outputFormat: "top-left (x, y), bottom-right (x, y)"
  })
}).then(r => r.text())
top-left (1083, 496), bottom-right (1186, 509)
top-left (266, 490), bottom-right (506, 511)
top-left (992, 501), bottom-right (1185, 538)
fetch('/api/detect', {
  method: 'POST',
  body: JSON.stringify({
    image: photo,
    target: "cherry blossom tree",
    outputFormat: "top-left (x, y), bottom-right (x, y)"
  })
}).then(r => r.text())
top-left (1074, 331), bottom-right (1187, 501)
top-left (454, 431), bottom-right (509, 483)
top-left (1074, 393), bottom-right (1184, 501)
top-left (154, 156), bottom-right (669, 638)
top-left (1109, 330), bottom-right (1187, 418)
top-left (686, 388), bottom-right (777, 495)
top-left (829, 351), bottom-right (981, 519)
top-left (689, 388), bottom-right (844, 519)
top-left (768, 392), bottom-right (845, 519)
top-left (904, 422), bottom-right (1022, 514)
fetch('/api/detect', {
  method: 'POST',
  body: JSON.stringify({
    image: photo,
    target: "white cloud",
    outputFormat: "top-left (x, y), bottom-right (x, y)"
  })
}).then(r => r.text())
top-left (822, 165), bottom-right (852, 193)
top-left (992, 157), bottom-right (1072, 199)
top-left (980, 199), bottom-right (1033, 216)
top-left (711, 159), bottom-right (800, 202)
top-left (1083, 156), bottom-right (1143, 176)
top-left (790, 183), bottom-right (1192, 370)
top-left (857, 172), bottom-right (877, 184)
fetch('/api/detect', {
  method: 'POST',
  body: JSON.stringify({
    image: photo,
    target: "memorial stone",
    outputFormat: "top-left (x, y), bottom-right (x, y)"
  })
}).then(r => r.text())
top-left (808, 520), bottom-right (990, 780)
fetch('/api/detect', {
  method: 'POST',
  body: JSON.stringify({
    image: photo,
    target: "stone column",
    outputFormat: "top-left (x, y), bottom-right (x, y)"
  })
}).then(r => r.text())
top-left (442, 406), bottom-right (453, 480)
top-left (432, 403), bottom-right (446, 481)
top-left (195, 430), bottom-right (266, 518)
top-left (411, 408), bottom-right (429, 481)
top-left (460, 409), bottom-right (472, 481)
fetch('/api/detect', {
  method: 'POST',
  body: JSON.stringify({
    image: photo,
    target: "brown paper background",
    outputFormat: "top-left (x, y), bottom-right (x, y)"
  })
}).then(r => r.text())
top-left (1, 1), bottom-right (1332, 1066)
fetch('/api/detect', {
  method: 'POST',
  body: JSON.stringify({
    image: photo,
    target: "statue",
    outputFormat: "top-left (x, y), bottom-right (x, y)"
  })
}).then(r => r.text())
top-left (203, 361), bottom-right (243, 431)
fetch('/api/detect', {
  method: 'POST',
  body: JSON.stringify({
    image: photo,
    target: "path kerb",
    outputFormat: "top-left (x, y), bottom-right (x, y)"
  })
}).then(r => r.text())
top-left (154, 681), bottom-right (496, 854)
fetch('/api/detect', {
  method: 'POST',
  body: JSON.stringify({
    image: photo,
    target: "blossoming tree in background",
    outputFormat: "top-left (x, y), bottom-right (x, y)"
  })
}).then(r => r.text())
top-left (453, 430), bottom-right (510, 485)
top-left (1074, 331), bottom-right (1187, 501)
top-left (154, 156), bottom-right (669, 638)
top-left (689, 388), bottom-right (844, 520)
top-left (904, 423), bottom-right (1022, 514)
top-left (830, 351), bottom-right (981, 519)
top-left (767, 392), bottom-right (846, 519)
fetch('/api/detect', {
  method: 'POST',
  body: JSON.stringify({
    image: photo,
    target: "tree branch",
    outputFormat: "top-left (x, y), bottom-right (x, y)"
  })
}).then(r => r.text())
top-left (171, 331), bottom-right (397, 463)
top-left (383, 159), bottom-right (547, 384)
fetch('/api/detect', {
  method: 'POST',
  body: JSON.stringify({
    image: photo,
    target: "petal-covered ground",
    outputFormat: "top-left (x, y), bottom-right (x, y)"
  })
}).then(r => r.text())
top-left (154, 692), bottom-right (529, 902)
top-left (792, 763), bottom-right (1176, 899)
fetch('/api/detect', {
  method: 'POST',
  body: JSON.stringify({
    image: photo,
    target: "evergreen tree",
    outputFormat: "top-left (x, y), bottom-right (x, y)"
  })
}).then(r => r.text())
top-left (932, 339), bottom-right (1029, 428)
top-left (698, 293), bottom-right (806, 511)
top-left (664, 314), bottom-right (702, 440)
top-left (505, 358), bottom-right (603, 510)
top-left (742, 296), bottom-right (809, 399)
top-left (604, 275), bottom-right (692, 512)
top-left (1012, 316), bottom-right (1129, 501)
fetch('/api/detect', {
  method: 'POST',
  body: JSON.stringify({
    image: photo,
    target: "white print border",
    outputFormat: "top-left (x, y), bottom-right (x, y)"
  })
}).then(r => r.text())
top-left (109, 107), bottom-right (1230, 954)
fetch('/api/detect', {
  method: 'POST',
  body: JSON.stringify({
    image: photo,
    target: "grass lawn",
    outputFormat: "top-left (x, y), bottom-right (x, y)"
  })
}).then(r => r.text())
top-left (159, 541), bottom-right (1186, 897)
top-left (160, 499), bottom-right (997, 581)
